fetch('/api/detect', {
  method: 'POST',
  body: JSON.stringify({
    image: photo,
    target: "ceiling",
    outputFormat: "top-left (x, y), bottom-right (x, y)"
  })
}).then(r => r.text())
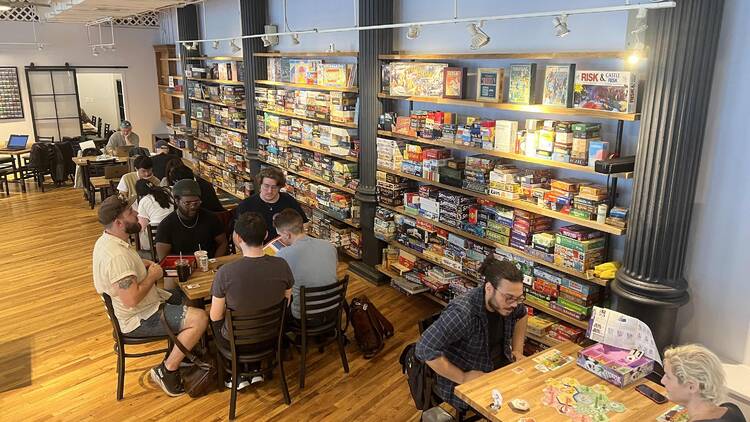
top-left (42, 0), bottom-right (191, 23)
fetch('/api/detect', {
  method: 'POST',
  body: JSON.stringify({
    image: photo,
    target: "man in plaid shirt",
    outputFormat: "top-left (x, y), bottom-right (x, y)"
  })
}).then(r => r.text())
top-left (416, 258), bottom-right (528, 412)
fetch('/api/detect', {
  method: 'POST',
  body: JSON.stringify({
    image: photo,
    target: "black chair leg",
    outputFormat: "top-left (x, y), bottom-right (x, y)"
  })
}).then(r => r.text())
top-left (278, 350), bottom-right (291, 405)
top-left (116, 351), bottom-right (125, 401)
top-left (337, 329), bottom-right (349, 373)
top-left (299, 333), bottom-right (307, 389)
top-left (229, 367), bottom-right (238, 420)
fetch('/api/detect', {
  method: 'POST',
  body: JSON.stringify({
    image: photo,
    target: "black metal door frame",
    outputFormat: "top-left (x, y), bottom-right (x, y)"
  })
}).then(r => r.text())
top-left (25, 64), bottom-right (85, 142)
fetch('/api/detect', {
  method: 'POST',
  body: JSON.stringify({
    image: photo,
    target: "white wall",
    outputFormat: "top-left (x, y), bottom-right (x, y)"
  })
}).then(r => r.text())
top-left (0, 21), bottom-right (164, 147)
top-left (76, 72), bottom-right (121, 130)
top-left (162, 0), bottom-right (750, 364)
top-left (678, 0), bottom-right (750, 365)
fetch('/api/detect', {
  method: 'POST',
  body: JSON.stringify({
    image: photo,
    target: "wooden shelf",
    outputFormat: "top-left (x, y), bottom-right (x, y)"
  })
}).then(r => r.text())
top-left (379, 204), bottom-right (608, 287)
top-left (189, 56), bottom-right (244, 61)
top-left (258, 132), bottom-right (358, 163)
top-left (376, 166), bottom-right (625, 236)
top-left (379, 51), bottom-right (630, 60)
top-left (164, 92), bottom-right (184, 99)
top-left (387, 241), bottom-right (479, 283)
top-left (195, 136), bottom-right (244, 155)
top-left (168, 142), bottom-right (190, 152)
top-left (192, 118), bottom-right (248, 134)
top-left (189, 96), bottom-right (246, 109)
top-left (214, 184), bottom-right (247, 200)
top-left (376, 265), bottom-right (449, 307)
top-left (257, 107), bottom-right (358, 129)
top-left (377, 93), bottom-right (640, 122)
top-left (199, 159), bottom-right (254, 182)
top-left (299, 201), bottom-right (361, 229)
top-left (526, 332), bottom-right (562, 347)
top-left (186, 77), bottom-right (244, 86)
top-left (160, 57), bottom-right (182, 62)
top-left (525, 300), bottom-right (589, 329)
top-left (255, 80), bottom-right (358, 93)
top-left (377, 130), bottom-right (600, 175)
top-left (258, 158), bottom-right (357, 195)
top-left (164, 108), bottom-right (185, 116)
top-left (255, 51), bottom-right (358, 58)
top-left (342, 248), bottom-right (362, 260)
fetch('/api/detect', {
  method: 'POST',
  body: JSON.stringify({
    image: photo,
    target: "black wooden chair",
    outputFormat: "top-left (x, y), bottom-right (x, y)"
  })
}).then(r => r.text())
top-left (86, 159), bottom-right (117, 209)
top-left (0, 166), bottom-right (11, 195)
top-left (91, 115), bottom-right (98, 127)
top-left (97, 119), bottom-right (103, 137)
top-left (286, 276), bottom-right (350, 389)
top-left (215, 299), bottom-right (291, 419)
top-left (100, 293), bottom-right (173, 400)
top-left (135, 223), bottom-right (160, 261)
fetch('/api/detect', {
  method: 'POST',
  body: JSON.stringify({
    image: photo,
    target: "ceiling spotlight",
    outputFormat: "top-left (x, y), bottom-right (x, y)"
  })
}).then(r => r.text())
top-left (212, 40), bottom-right (220, 49)
top-left (406, 24), bottom-right (421, 40)
top-left (92, 47), bottom-right (99, 57)
top-left (553, 14), bottom-right (570, 38)
top-left (636, 7), bottom-right (648, 19)
top-left (467, 21), bottom-right (489, 50)
top-left (261, 35), bottom-right (271, 47)
top-left (184, 41), bottom-right (197, 51)
top-left (230, 39), bottom-right (241, 53)
top-left (37, 43), bottom-right (44, 51)
top-left (291, 33), bottom-right (300, 45)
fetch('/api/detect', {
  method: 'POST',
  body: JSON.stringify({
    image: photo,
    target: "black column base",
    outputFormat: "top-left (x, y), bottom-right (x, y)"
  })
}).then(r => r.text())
top-left (610, 270), bottom-right (689, 352)
top-left (348, 260), bottom-right (388, 286)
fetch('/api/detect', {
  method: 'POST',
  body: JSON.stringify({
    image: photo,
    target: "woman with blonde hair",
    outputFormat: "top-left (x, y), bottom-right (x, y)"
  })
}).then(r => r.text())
top-left (662, 344), bottom-right (746, 421)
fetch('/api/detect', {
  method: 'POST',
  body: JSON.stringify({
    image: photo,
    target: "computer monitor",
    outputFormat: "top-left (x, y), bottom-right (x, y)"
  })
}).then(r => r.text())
top-left (6, 135), bottom-right (29, 149)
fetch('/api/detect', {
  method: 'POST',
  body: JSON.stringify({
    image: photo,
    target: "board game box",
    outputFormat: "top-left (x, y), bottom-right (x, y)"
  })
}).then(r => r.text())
top-left (542, 64), bottom-right (576, 107)
top-left (577, 342), bottom-right (655, 387)
top-left (573, 70), bottom-right (638, 113)
top-left (508, 63), bottom-right (536, 104)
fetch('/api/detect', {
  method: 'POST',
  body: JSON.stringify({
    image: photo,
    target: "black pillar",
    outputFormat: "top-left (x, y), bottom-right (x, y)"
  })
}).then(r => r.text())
top-left (348, 0), bottom-right (393, 284)
top-left (239, 0), bottom-right (267, 186)
top-left (177, 5), bottom-right (200, 124)
top-left (611, 0), bottom-right (725, 351)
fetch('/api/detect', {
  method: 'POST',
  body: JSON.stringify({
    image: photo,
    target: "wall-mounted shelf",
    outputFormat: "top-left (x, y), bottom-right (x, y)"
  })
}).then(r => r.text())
top-left (189, 96), bottom-right (246, 109)
top-left (257, 107), bottom-right (358, 129)
top-left (192, 118), bottom-right (248, 134)
top-left (195, 136), bottom-right (244, 155)
top-left (378, 93), bottom-right (640, 121)
top-left (255, 51), bottom-right (358, 58)
top-left (258, 132), bottom-right (359, 163)
top-left (186, 77), bottom-right (244, 86)
top-left (377, 130), bottom-right (601, 175)
top-left (258, 158), bottom-right (357, 195)
top-left (379, 51), bottom-right (631, 60)
top-left (255, 79), bottom-right (358, 93)
top-left (188, 56), bottom-right (243, 61)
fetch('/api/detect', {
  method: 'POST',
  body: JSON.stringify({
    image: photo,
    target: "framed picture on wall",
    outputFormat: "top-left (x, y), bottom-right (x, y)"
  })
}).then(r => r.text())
top-left (0, 66), bottom-right (24, 120)
top-left (442, 67), bottom-right (466, 99)
top-left (475, 67), bottom-right (504, 103)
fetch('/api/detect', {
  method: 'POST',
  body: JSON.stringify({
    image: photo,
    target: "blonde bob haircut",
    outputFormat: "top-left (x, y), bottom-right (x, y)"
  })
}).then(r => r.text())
top-left (664, 344), bottom-right (726, 405)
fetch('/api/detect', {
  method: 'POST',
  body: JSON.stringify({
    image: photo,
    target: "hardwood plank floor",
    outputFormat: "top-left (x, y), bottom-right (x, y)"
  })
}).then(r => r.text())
top-left (0, 185), bottom-right (442, 421)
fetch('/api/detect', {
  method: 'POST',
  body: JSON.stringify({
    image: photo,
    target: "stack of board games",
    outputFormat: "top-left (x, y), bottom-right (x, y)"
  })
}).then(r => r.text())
top-left (377, 171), bottom-right (415, 207)
top-left (554, 225), bottom-right (606, 273)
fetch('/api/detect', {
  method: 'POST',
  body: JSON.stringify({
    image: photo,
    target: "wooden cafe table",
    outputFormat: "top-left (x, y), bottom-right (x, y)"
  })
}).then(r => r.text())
top-left (455, 341), bottom-right (674, 421)
top-left (177, 254), bottom-right (242, 306)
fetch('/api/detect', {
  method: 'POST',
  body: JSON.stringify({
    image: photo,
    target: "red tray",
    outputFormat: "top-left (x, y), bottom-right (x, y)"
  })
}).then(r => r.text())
top-left (160, 255), bottom-right (197, 277)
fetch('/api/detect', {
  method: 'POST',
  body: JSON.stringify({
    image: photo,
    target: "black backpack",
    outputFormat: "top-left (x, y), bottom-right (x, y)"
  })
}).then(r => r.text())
top-left (399, 343), bottom-right (437, 411)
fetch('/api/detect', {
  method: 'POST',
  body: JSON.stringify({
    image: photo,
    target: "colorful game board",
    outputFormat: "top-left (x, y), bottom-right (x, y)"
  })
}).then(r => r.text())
top-left (541, 377), bottom-right (627, 422)
top-left (656, 405), bottom-right (689, 422)
top-left (532, 349), bottom-right (575, 373)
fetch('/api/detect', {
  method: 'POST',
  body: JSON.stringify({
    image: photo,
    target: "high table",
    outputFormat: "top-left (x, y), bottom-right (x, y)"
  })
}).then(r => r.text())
top-left (72, 155), bottom-right (128, 194)
top-left (177, 254), bottom-right (242, 305)
top-left (0, 147), bottom-right (32, 192)
top-left (454, 341), bottom-right (673, 421)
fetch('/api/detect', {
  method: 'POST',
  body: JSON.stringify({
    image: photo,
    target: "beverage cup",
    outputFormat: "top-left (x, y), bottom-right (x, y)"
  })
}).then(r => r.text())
top-left (194, 250), bottom-right (209, 272)
top-left (175, 259), bottom-right (192, 283)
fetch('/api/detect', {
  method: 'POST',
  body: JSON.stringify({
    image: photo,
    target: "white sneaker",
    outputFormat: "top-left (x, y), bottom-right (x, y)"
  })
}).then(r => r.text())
top-left (224, 376), bottom-right (251, 390)
top-left (250, 375), bottom-right (264, 384)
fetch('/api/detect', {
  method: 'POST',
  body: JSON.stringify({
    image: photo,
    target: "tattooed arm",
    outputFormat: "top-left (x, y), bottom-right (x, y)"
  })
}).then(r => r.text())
top-left (113, 264), bottom-right (164, 308)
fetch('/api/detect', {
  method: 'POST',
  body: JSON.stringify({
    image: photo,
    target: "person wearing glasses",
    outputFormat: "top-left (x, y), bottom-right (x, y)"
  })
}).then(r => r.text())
top-left (155, 179), bottom-right (228, 260)
top-left (234, 167), bottom-right (308, 243)
top-left (415, 256), bottom-right (528, 413)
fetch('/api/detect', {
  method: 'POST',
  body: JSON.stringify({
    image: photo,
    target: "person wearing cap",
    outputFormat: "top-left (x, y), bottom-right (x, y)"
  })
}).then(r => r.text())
top-left (92, 195), bottom-right (208, 397)
top-left (165, 164), bottom-right (225, 212)
top-left (117, 155), bottom-right (160, 202)
top-left (151, 140), bottom-right (180, 180)
top-left (155, 179), bottom-right (228, 260)
top-left (106, 120), bottom-right (140, 151)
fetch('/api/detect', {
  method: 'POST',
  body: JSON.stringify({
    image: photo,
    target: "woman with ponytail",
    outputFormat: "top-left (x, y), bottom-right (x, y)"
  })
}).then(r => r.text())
top-left (135, 179), bottom-right (174, 251)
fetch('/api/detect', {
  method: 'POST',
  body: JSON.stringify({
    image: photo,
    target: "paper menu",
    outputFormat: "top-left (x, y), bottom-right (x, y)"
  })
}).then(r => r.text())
top-left (587, 306), bottom-right (662, 365)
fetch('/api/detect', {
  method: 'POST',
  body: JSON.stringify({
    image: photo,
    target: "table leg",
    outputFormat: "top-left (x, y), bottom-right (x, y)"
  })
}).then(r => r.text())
top-left (16, 155), bottom-right (26, 193)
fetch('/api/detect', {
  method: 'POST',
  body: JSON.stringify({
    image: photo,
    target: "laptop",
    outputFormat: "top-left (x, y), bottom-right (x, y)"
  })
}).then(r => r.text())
top-left (4, 134), bottom-right (29, 150)
top-left (115, 145), bottom-right (135, 157)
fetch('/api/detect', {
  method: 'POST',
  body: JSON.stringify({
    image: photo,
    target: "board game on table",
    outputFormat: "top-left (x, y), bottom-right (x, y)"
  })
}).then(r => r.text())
top-left (455, 341), bottom-right (673, 422)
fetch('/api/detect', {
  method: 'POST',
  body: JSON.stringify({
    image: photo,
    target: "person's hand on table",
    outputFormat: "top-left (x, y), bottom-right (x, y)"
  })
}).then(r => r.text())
top-left (147, 263), bottom-right (164, 280)
top-left (462, 370), bottom-right (487, 384)
top-left (513, 350), bottom-right (525, 362)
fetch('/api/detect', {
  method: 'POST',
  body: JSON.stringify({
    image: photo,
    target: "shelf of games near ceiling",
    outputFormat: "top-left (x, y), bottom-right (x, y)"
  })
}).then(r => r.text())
top-left (375, 51), bottom-right (637, 347)
top-left (254, 51), bottom-right (363, 260)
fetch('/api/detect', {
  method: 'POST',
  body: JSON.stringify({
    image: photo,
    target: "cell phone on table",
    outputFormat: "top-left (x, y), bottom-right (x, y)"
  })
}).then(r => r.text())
top-left (635, 383), bottom-right (668, 404)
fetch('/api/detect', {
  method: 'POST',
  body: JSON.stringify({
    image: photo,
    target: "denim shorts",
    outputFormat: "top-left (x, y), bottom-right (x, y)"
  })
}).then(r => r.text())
top-left (127, 288), bottom-right (187, 337)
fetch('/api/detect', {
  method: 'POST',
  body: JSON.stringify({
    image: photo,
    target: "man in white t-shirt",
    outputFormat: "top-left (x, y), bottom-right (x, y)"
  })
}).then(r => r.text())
top-left (117, 155), bottom-right (160, 201)
top-left (92, 195), bottom-right (207, 397)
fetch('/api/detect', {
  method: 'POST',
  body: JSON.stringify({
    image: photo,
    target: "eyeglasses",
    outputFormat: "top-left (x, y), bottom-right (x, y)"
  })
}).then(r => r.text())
top-left (261, 183), bottom-right (280, 191)
top-left (181, 199), bottom-right (202, 207)
top-left (495, 289), bottom-right (525, 305)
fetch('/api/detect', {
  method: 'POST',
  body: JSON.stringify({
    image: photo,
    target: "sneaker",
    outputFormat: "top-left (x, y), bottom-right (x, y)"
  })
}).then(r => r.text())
top-left (150, 362), bottom-right (184, 397)
top-left (250, 375), bottom-right (264, 385)
top-left (225, 376), bottom-right (251, 391)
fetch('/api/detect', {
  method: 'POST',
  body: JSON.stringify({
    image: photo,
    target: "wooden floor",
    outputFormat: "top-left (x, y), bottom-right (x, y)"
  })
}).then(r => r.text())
top-left (0, 183), bottom-right (442, 421)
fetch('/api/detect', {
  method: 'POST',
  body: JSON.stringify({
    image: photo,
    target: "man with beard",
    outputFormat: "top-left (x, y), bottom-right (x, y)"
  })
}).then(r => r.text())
top-left (415, 257), bottom-right (528, 413)
top-left (92, 195), bottom-right (208, 397)
top-left (155, 179), bottom-right (228, 260)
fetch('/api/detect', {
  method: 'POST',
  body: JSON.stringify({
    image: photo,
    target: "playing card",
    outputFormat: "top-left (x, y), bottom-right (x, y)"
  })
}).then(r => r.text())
top-left (512, 367), bottom-right (525, 374)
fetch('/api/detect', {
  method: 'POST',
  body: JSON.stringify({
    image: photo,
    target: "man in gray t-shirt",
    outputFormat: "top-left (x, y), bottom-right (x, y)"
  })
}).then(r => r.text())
top-left (273, 209), bottom-right (338, 320)
top-left (106, 120), bottom-right (140, 151)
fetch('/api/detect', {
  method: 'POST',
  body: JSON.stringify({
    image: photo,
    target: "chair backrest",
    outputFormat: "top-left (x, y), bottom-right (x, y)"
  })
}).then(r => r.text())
top-left (100, 293), bottom-right (125, 342)
top-left (37, 136), bottom-right (54, 143)
top-left (104, 122), bottom-right (111, 134)
top-left (87, 159), bottom-right (118, 178)
top-left (97, 119), bottom-right (103, 137)
top-left (104, 164), bottom-right (128, 179)
top-left (91, 115), bottom-right (98, 126)
top-left (226, 299), bottom-right (287, 355)
top-left (300, 275), bottom-right (349, 326)
top-left (146, 224), bottom-right (159, 261)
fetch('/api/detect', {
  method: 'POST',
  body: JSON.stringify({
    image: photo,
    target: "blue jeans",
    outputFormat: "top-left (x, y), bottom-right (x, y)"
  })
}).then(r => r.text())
top-left (127, 288), bottom-right (187, 337)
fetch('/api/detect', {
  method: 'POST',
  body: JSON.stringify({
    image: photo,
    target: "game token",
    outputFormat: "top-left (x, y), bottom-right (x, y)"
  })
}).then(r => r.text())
top-left (509, 399), bottom-right (530, 412)
top-left (574, 392), bottom-right (594, 405)
top-left (608, 402), bottom-right (626, 413)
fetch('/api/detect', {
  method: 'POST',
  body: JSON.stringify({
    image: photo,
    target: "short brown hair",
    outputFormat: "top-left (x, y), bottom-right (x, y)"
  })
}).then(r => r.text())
top-left (273, 208), bottom-right (304, 235)
top-left (256, 166), bottom-right (286, 188)
top-left (235, 212), bottom-right (267, 247)
top-left (479, 256), bottom-right (523, 288)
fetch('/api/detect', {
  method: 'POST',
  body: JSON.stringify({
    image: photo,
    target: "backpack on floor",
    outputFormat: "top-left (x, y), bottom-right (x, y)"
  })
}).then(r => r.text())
top-left (349, 296), bottom-right (393, 359)
top-left (399, 342), bottom-right (437, 411)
